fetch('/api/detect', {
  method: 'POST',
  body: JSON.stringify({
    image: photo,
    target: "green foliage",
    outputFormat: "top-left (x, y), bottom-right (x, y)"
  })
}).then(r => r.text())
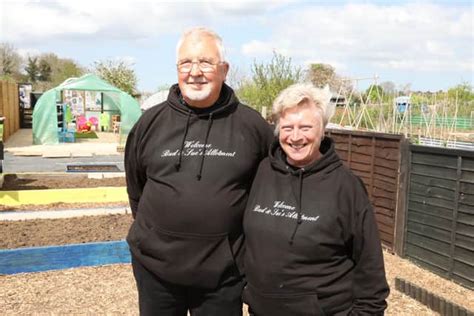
top-left (236, 52), bottom-right (302, 114)
top-left (447, 82), bottom-right (474, 104)
top-left (38, 59), bottom-right (52, 82)
top-left (365, 84), bottom-right (384, 103)
top-left (93, 59), bottom-right (138, 96)
top-left (307, 63), bottom-right (335, 88)
top-left (0, 43), bottom-right (22, 79)
top-left (25, 57), bottom-right (40, 83)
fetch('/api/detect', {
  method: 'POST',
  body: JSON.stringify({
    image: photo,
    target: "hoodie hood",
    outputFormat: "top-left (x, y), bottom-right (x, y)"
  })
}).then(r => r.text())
top-left (166, 83), bottom-right (240, 179)
top-left (268, 136), bottom-right (343, 244)
top-left (167, 83), bottom-right (239, 118)
top-left (269, 136), bottom-right (342, 177)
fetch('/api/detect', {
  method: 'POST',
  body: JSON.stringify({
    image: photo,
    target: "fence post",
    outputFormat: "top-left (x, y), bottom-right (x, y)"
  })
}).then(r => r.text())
top-left (394, 137), bottom-right (410, 257)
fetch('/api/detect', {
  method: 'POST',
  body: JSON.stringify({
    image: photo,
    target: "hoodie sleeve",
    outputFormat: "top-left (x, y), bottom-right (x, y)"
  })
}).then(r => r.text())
top-left (124, 126), bottom-right (146, 219)
top-left (351, 202), bottom-right (390, 315)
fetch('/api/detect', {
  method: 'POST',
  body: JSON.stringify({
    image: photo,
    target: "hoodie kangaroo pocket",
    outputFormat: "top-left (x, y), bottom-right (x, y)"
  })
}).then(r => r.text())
top-left (243, 285), bottom-right (326, 316)
top-left (133, 223), bottom-right (235, 289)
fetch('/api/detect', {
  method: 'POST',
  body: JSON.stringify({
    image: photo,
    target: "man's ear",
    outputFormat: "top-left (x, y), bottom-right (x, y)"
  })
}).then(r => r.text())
top-left (221, 62), bottom-right (230, 80)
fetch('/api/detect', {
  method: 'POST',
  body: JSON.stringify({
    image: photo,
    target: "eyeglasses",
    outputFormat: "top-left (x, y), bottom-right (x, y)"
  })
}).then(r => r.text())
top-left (177, 60), bottom-right (225, 73)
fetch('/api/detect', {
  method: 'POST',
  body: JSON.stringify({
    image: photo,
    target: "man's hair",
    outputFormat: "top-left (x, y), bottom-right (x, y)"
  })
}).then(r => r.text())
top-left (272, 83), bottom-right (335, 133)
top-left (176, 27), bottom-right (226, 62)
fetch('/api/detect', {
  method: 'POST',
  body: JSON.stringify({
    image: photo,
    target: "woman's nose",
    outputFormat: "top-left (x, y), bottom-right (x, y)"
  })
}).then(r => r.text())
top-left (290, 129), bottom-right (301, 141)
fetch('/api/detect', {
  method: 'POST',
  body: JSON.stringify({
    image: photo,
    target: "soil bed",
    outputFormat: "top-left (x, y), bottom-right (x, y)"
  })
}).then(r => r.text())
top-left (0, 214), bottom-right (132, 249)
top-left (1, 174), bottom-right (126, 191)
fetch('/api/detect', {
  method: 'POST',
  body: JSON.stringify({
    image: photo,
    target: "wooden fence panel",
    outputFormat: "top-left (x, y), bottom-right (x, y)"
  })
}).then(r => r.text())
top-left (405, 145), bottom-right (474, 289)
top-left (327, 129), bottom-right (407, 252)
top-left (0, 81), bottom-right (20, 141)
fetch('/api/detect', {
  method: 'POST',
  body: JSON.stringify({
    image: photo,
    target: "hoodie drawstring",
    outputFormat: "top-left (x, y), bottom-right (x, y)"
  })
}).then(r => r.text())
top-left (289, 169), bottom-right (304, 244)
top-left (175, 110), bottom-right (192, 171)
top-left (196, 113), bottom-right (213, 180)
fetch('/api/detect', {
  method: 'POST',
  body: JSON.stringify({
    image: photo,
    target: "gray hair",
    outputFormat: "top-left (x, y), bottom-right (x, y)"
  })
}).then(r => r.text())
top-left (176, 27), bottom-right (226, 62)
top-left (272, 83), bottom-right (335, 133)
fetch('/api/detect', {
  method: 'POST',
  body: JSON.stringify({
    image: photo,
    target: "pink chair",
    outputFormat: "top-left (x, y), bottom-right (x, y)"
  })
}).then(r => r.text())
top-left (76, 115), bottom-right (88, 131)
top-left (88, 116), bottom-right (99, 131)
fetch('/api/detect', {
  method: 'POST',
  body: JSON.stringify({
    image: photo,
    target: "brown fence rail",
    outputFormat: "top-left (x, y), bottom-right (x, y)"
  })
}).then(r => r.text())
top-left (405, 145), bottom-right (474, 289)
top-left (326, 129), bottom-right (408, 252)
top-left (0, 81), bottom-right (20, 142)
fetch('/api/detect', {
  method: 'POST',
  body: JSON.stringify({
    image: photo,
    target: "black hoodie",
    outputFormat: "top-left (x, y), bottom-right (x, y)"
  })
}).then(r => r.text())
top-left (125, 83), bottom-right (273, 289)
top-left (243, 137), bottom-right (389, 315)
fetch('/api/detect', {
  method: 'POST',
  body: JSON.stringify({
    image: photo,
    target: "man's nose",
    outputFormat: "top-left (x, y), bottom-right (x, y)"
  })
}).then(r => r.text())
top-left (189, 62), bottom-right (203, 76)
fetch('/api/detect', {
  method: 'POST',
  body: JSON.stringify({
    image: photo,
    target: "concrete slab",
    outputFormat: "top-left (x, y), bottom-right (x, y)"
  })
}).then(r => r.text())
top-left (0, 206), bottom-right (130, 221)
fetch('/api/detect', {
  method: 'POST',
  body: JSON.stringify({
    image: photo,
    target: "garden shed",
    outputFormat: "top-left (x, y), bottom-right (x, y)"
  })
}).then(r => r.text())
top-left (32, 74), bottom-right (141, 145)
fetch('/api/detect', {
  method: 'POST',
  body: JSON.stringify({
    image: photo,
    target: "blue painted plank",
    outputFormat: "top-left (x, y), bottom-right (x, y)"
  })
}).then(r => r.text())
top-left (0, 240), bottom-right (131, 274)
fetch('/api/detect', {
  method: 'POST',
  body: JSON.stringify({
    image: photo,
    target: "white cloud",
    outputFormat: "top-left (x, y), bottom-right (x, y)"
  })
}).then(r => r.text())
top-left (240, 2), bottom-right (473, 74)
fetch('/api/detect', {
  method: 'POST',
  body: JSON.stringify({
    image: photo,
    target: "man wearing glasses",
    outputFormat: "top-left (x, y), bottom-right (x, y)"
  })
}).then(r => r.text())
top-left (125, 27), bottom-right (273, 315)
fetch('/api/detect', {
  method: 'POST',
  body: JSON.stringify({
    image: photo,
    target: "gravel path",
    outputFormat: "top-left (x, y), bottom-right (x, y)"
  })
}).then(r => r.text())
top-left (1, 251), bottom-right (472, 314)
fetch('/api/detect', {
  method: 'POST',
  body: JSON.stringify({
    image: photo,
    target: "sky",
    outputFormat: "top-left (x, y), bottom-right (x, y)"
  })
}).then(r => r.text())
top-left (1, 0), bottom-right (473, 93)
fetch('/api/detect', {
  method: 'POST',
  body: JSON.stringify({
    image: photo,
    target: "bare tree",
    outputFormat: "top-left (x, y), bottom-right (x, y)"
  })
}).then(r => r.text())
top-left (0, 42), bottom-right (22, 79)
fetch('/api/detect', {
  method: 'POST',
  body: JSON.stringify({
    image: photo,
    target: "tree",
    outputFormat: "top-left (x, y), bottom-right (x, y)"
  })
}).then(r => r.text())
top-left (93, 59), bottom-right (138, 96)
top-left (236, 52), bottom-right (302, 116)
top-left (365, 84), bottom-right (384, 103)
top-left (306, 63), bottom-right (352, 95)
top-left (38, 59), bottom-right (52, 82)
top-left (24, 56), bottom-right (40, 83)
top-left (0, 42), bottom-right (23, 80)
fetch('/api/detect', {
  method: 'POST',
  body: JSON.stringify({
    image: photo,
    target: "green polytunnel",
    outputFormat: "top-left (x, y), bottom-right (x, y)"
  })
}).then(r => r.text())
top-left (32, 74), bottom-right (142, 146)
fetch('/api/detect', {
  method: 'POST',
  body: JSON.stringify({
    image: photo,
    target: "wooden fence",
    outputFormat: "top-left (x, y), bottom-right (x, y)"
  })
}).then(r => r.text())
top-left (404, 145), bottom-right (474, 289)
top-left (0, 81), bottom-right (20, 142)
top-left (326, 129), bottom-right (409, 252)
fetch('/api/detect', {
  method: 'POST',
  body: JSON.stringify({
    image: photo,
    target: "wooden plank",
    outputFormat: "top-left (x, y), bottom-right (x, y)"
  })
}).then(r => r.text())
top-left (374, 157), bottom-right (399, 171)
top-left (374, 138), bottom-right (401, 149)
top-left (374, 178), bottom-right (397, 193)
top-left (411, 164), bottom-right (458, 180)
top-left (456, 222), bottom-right (474, 238)
top-left (374, 206), bottom-right (395, 218)
top-left (409, 181), bottom-right (455, 201)
top-left (373, 196), bottom-right (396, 210)
top-left (452, 260), bottom-right (474, 286)
top-left (373, 187), bottom-right (396, 201)
top-left (408, 200), bottom-right (453, 220)
top-left (459, 182), bottom-right (474, 195)
top-left (375, 212), bottom-right (395, 227)
top-left (374, 173), bottom-right (397, 185)
top-left (458, 203), bottom-right (474, 215)
top-left (409, 192), bottom-right (456, 210)
top-left (461, 170), bottom-right (474, 183)
top-left (407, 256), bottom-right (450, 280)
top-left (350, 136), bottom-right (373, 147)
top-left (407, 221), bottom-right (452, 244)
top-left (455, 233), bottom-right (474, 251)
top-left (374, 165), bottom-right (398, 178)
top-left (461, 157), bottom-right (474, 171)
top-left (410, 173), bottom-right (456, 191)
top-left (454, 246), bottom-right (474, 265)
top-left (405, 243), bottom-right (450, 270)
top-left (407, 210), bottom-right (453, 231)
top-left (350, 161), bottom-right (372, 173)
top-left (406, 231), bottom-right (451, 255)
top-left (350, 152), bottom-right (372, 164)
top-left (0, 240), bottom-right (131, 274)
top-left (451, 274), bottom-right (474, 290)
top-left (412, 152), bottom-right (458, 169)
top-left (374, 147), bottom-right (400, 161)
top-left (0, 81), bottom-right (4, 116)
top-left (457, 212), bottom-right (474, 226)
